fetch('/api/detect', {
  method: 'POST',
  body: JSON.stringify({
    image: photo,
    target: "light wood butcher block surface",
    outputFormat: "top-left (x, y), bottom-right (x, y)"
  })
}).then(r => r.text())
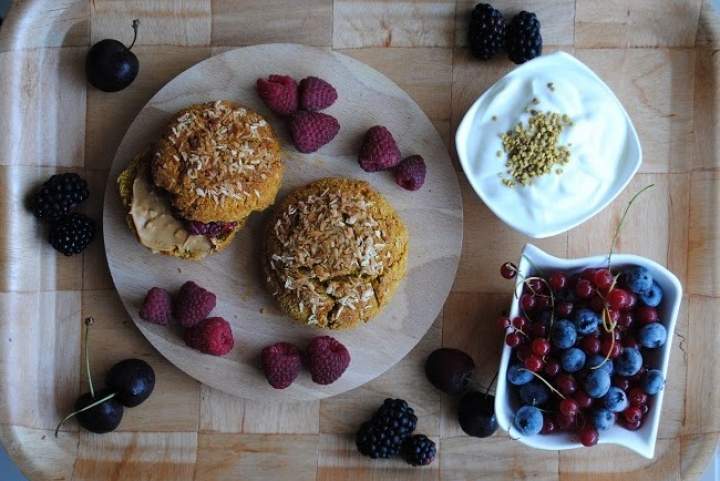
top-left (0, 1), bottom-right (718, 480)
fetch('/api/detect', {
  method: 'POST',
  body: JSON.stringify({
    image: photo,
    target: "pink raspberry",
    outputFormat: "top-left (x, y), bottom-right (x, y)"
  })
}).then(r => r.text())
top-left (174, 281), bottom-right (216, 328)
top-left (288, 111), bottom-right (340, 153)
top-left (358, 126), bottom-right (401, 172)
top-left (184, 317), bottom-right (234, 356)
top-left (306, 336), bottom-right (351, 385)
top-left (261, 342), bottom-right (302, 389)
top-left (256, 74), bottom-right (298, 116)
top-left (394, 155), bottom-right (426, 191)
top-left (139, 287), bottom-right (172, 325)
top-left (298, 76), bottom-right (338, 111)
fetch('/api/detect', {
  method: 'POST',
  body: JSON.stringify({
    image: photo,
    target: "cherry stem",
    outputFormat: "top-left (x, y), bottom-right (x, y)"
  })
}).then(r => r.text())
top-left (607, 184), bottom-right (655, 269)
top-left (83, 317), bottom-right (95, 399)
top-left (518, 368), bottom-right (566, 400)
top-left (590, 307), bottom-right (616, 371)
top-left (128, 19), bottom-right (140, 50)
top-left (54, 391), bottom-right (116, 437)
top-left (484, 370), bottom-right (499, 396)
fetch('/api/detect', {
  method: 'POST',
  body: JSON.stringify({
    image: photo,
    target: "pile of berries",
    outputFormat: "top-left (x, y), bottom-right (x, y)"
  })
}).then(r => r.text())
top-left (261, 336), bottom-right (350, 389)
top-left (356, 398), bottom-right (436, 467)
top-left (499, 262), bottom-right (667, 446)
top-left (140, 281), bottom-right (235, 356)
top-left (468, 3), bottom-right (542, 64)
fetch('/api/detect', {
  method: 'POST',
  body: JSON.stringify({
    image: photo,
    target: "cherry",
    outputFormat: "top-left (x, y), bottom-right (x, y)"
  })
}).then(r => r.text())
top-left (458, 391), bottom-right (498, 438)
top-left (601, 338), bottom-right (622, 358)
top-left (500, 262), bottom-right (517, 279)
top-left (531, 338), bottom-right (551, 357)
top-left (73, 389), bottom-right (124, 433)
top-left (607, 308), bottom-right (620, 325)
top-left (580, 268), bottom-right (598, 281)
top-left (529, 323), bottom-right (547, 338)
top-left (549, 272), bottom-right (567, 291)
top-left (512, 316), bottom-right (527, 330)
top-left (626, 292), bottom-right (638, 310)
top-left (559, 398), bottom-right (579, 417)
top-left (627, 387), bottom-right (648, 406)
top-left (496, 316), bottom-right (511, 330)
top-left (578, 426), bottom-right (599, 446)
top-left (580, 336), bottom-right (601, 355)
top-left (106, 359), bottom-right (155, 407)
top-left (535, 296), bottom-right (551, 310)
top-left (617, 312), bottom-right (634, 328)
top-left (575, 279), bottom-right (593, 299)
top-left (86, 20), bottom-right (141, 92)
top-left (505, 332), bottom-right (521, 348)
top-left (574, 390), bottom-right (593, 409)
top-left (607, 288), bottom-right (632, 310)
top-left (556, 374), bottom-right (577, 397)
top-left (555, 412), bottom-right (575, 431)
top-left (623, 406), bottom-right (643, 424)
top-left (589, 295), bottom-right (606, 313)
top-left (622, 417), bottom-right (642, 431)
top-left (520, 294), bottom-right (536, 312)
top-left (556, 301), bottom-right (574, 317)
top-left (593, 269), bottom-right (614, 291)
top-left (636, 306), bottom-right (659, 325)
top-left (526, 278), bottom-right (543, 293)
top-left (544, 358), bottom-right (561, 377)
top-left (613, 375), bottom-right (630, 391)
top-left (541, 416), bottom-right (556, 434)
top-left (524, 355), bottom-right (544, 372)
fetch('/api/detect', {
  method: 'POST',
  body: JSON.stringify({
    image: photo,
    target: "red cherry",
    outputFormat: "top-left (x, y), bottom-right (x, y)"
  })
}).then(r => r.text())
top-left (628, 387), bottom-right (648, 406)
top-left (617, 312), bottom-right (634, 328)
top-left (556, 374), bottom-right (577, 397)
top-left (589, 295), bottom-right (606, 313)
top-left (622, 417), bottom-right (642, 431)
top-left (496, 316), bottom-right (511, 330)
top-left (593, 269), bottom-right (614, 290)
top-left (544, 358), bottom-right (561, 377)
top-left (559, 398), bottom-right (579, 417)
top-left (556, 301), bottom-right (574, 317)
top-left (623, 406), bottom-right (643, 424)
top-left (549, 272), bottom-right (567, 291)
top-left (581, 268), bottom-right (597, 281)
top-left (607, 288), bottom-right (631, 310)
top-left (636, 306), bottom-right (659, 325)
top-left (607, 308), bottom-right (620, 325)
top-left (541, 416), bottom-right (556, 434)
top-left (505, 332), bottom-right (521, 347)
top-left (531, 338), bottom-right (551, 356)
top-left (581, 336), bottom-right (601, 355)
top-left (526, 278), bottom-right (543, 293)
top-left (601, 338), bottom-right (622, 358)
top-left (622, 336), bottom-right (639, 349)
top-left (520, 294), bottom-right (536, 312)
top-left (525, 355), bottom-right (544, 372)
top-left (500, 262), bottom-right (517, 279)
top-left (529, 323), bottom-right (548, 338)
top-left (613, 375), bottom-right (630, 391)
top-left (578, 426), bottom-right (599, 447)
top-left (512, 316), bottom-right (527, 330)
top-left (575, 279), bottom-right (594, 299)
top-left (626, 292), bottom-right (638, 310)
top-left (555, 412), bottom-right (575, 431)
top-left (574, 390), bottom-right (593, 409)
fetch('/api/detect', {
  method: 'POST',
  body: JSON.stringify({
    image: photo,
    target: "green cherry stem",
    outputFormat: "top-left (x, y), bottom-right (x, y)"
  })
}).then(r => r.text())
top-left (83, 317), bottom-right (95, 399)
top-left (607, 184), bottom-right (655, 269)
top-left (54, 391), bottom-right (117, 437)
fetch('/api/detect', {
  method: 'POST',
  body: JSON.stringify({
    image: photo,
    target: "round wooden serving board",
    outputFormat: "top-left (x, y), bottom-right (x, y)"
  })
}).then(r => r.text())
top-left (102, 43), bottom-right (463, 401)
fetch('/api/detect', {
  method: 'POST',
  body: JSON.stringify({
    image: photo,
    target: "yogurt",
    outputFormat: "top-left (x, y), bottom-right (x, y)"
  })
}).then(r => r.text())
top-left (455, 52), bottom-right (642, 238)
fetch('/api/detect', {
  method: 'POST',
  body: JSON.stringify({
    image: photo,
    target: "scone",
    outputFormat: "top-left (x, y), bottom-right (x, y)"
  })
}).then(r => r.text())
top-left (264, 178), bottom-right (409, 329)
top-left (152, 100), bottom-right (283, 223)
top-left (118, 149), bottom-right (243, 260)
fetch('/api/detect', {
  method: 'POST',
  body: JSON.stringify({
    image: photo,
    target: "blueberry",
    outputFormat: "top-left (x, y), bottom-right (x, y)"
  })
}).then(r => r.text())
top-left (514, 405), bottom-right (543, 436)
top-left (615, 347), bottom-right (643, 377)
top-left (642, 369), bottom-right (665, 395)
top-left (561, 348), bottom-right (586, 373)
top-left (551, 319), bottom-right (577, 349)
top-left (603, 386), bottom-right (629, 413)
top-left (587, 354), bottom-right (613, 376)
top-left (573, 308), bottom-right (600, 336)
top-left (639, 281), bottom-right (663, 307)
top-left (519, 380), bottom-right (549, 406)
top-left (625, 266), bottom-right (653, 295)
top-left (591, 408), bottom-right (616, 431)
top-left (507, 363), bottom-right (533, 386)
top-left (638, 322), bottom-right (667, 349)
top-left (584, 369), bottom-right (611, 398)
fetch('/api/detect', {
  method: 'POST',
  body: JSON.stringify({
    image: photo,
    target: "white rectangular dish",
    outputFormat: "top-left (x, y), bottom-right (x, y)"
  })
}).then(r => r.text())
top-left (494, 244), bottom-right (682, 459)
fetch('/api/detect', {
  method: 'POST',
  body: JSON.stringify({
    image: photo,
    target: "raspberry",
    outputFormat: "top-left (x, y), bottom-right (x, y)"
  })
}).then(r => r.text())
top-left (139, 287), bottom-right (172, 325)
top-left (394, 155), bottom-right (426, 191)
top-left (256, 74), bottom-right (298, 116)
top-left (306, 336), bottom-right (350, 385)
top-left (261, 342), bottom-right (302, 389)
top-left (174, 281), bottom-right (216, 328)
top-left (358, 126), bottom-right (401, 172)
top-left (288, 111), bottom-right (340, 153)
top-left (184, 317), bottom-right (234, 356)
top-left (186, 220), bottom-right (237, 238)
top-left (298, 76), bottom-right (338, 111)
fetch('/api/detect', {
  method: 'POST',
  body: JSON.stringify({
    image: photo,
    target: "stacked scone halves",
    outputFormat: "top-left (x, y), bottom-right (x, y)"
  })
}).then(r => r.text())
top-left (118, 100), bottom-right (283, 260)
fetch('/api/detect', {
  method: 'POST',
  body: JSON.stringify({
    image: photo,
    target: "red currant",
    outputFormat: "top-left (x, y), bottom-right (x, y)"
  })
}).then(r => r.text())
top-left (556, 301), bottom-right (574, 317)
top-left (544, 358), bottom-right (561, 377)
top-left (601, 338), bottom-right (622, 358)
top-left (520, 294), bottom-right (536, 312)
top-left (575, 279), bottom-right (593, 299)
top-left (607, 288), bottom-right (632, 310)
top-left (535, 296), bottom-right (551, 310)
top-left (578, 426), bottom-right (599, 447)
top-left (617, 312), bottom-right (634, 328)
top-left (541, 416), bottom-right (556, 434)
top-left (627, 387), bottom-right (648, 406)
top-left (496, 316), bottom-right (511, 330)
top-left (549, 272), bottom-right (567, 291)
top-left (555, 412), bottom-right (575, 431)
top-left (526, 278), bottom-right (543, 293)
top-left (512, 316), bottom-right (527, 330)
top-left (581, 268), bottom-right (597, 281)
top-left (529, 323), bottom-right (548, 338)
top-left (622, 417), bottom-right (642, 431)
top-left (500, 262), bottom-right (517, 279)
top-left (623, 406), bottom-right (643, 424)
top-left (559, 398), bottom-right (579, 417)
top-left (593, 269), bottom-right (614, 290)
top-left (607, 308), bottom-right (620, 325)
top-left (574, 390), bottom-right (593, 409)
top-left (589, 295), bottom-right (606, 313)
top-left (516, 345), bottom-right (531, 362)
top-left (505, 332), bottom-right (521, 347)
top-left (636, 306), bottom-right (659, 325)
top-left (525, 355), bottom-right (544, 372)
top-left (556, 374), bottom-right (577, 397)
top-left (580, 335), bottom-right (601, 355)
top-left (531, 338), bottom-right (551, 356)
top-left (613, 375), bottom-right (630, 391)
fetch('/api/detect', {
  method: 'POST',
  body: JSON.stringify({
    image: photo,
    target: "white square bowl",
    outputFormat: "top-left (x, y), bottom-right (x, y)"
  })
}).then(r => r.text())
top-left (494, 244), bottom-right (683, 459)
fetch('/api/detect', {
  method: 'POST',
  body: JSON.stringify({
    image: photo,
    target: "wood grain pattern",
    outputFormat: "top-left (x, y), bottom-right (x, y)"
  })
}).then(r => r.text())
top-left (0, 1), bottom-right (719, 480)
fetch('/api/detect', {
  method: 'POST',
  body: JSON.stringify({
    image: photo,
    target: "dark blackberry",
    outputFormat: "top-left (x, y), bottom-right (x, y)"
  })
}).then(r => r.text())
top-left (401, 434), bottom-right (437, 466)
top-left (31, 173), bottom-right (90, 222)
top-left (355, 398), bottom-right (418, 459)
top-left (468, 3), bottom-right (506, 60)
top-left (49, 213), bottom-right (96, 256)
top-left (506, 11), bottom-right (542, 64)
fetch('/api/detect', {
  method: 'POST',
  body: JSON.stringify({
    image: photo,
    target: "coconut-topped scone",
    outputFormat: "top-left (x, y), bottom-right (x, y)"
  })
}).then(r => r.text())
top-left (152, 100), bottom-right (283, 223)
top-left (264, 178), bottom-right (408, 330)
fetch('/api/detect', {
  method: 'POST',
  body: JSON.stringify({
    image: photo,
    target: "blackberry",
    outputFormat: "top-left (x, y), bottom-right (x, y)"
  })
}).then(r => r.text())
top-left (468, 3), bottom-right (506, 60)
top-left (49, 213), bottom-right (96, 256)
top-left (401, 434), bottom-right (437, 466)
top-left (32, 173), bottom-right (90, 222)
top-left (506, 11), bottom-right (542, 64)
top-left (355, 398), bottom-right (417, 459)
